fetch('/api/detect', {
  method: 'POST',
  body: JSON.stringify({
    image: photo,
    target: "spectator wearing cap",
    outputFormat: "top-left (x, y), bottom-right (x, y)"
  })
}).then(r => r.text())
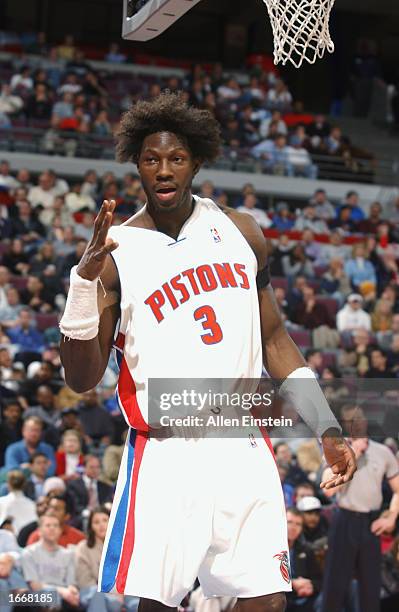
top-left (336, 293), bottom-right (371, 333)
top-left (272, 202), bottom-right (295, 231)
top-left (55, 430), bottom-right (84, 481)
top-left (67, 455), bottom-right (113, 519)
top-left (309, 189), bottom-right (335, 221)
top-left (296, 496), bottom-right (328, 557)
top-left (22, 514), bottom-right (80, 609)
top-left (236, 193), bottom-right (272, 229)
top-left (321, 415), bottom-right (399, 612)
top-left (0, 471), bottom-right (37, 536)
top-left (4, 416), bottom-right (56, 476)
top-left (286, 507), bottom-right (322, 612)
top-left (43, 477), bottom-right (67, 498)
top-left (27, 494), bottom-right (85, 547)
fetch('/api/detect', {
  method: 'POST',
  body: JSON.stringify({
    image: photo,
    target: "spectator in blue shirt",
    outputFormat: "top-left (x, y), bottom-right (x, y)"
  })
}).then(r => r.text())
top-left (277, 460), bottom-right (295, 508)
top-left (4, 416), bottom-right (55, 477)
top-left (344, 242), bottom-right (377, 290)
top-left (272, 202), bottom-right (295, 231)
top-left (336, 190), bottom-right (365, 222)
top-left (7, 308), bottom-right (45, 354)
top-left (0, 553), bottom-right (29, 612)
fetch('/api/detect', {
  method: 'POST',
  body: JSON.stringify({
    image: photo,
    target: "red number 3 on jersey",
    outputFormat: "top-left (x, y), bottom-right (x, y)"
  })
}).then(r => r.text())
top-left (193, 305), bottom-right (223, 345)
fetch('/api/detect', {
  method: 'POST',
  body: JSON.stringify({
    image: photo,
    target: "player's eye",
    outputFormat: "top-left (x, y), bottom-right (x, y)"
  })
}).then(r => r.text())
top-left (174, 156), bottom-right (183, 162)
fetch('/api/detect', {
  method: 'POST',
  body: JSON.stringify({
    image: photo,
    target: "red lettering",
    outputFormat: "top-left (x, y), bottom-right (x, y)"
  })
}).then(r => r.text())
top-left (162, 282), bottom-right (178, 310)
top-left (181, 268), bottom-right (200, 295)
top-left (144, 290), bottom-right (166, 323)
top-left (213, 263), bottom-right (238, 288)
top-left (234, 263), bottom-right (250, 289)
top-left (196, 265), bottom-right (218, 292)
top-left (170, 274), bottom-right (190, 304)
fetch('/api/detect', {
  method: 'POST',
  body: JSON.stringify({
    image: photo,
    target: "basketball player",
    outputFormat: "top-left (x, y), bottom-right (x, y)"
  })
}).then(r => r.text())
top-left (60, 93), bottom-right (356, 611)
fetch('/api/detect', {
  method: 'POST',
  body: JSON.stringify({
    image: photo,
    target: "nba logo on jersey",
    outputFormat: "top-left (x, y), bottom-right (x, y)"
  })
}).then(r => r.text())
top-left (249, 433), bottom-right (257, 448)
top-left (210, 227), bottom-right (221, 243)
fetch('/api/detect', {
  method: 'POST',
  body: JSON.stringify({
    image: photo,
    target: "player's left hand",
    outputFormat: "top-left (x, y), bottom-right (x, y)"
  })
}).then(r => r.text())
top-left (320, 430), bottom-right (357, 490)
top-left (370, 513), bottom-right (397, 536)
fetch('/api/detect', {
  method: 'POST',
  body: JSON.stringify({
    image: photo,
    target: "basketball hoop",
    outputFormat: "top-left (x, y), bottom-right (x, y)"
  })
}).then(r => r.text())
top-left (262, 0), bottom-right (336, 68)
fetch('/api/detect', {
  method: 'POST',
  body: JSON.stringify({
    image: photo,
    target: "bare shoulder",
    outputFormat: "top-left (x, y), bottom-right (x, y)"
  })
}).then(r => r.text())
top-left (218, 204), bottom-right (268, 270)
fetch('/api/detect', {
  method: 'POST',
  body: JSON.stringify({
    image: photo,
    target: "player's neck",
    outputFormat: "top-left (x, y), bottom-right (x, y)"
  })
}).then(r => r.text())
top-left (146, 194), bottom-right (195, 240)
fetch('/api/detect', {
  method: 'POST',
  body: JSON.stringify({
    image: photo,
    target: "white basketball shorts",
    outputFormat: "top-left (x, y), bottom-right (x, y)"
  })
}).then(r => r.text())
top-left (99, 428), bottom-right (292, 607)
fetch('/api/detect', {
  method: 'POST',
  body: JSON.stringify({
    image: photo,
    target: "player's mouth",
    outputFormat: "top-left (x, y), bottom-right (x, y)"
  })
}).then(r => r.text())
top-left (155, 186), bottom-right (178, 202)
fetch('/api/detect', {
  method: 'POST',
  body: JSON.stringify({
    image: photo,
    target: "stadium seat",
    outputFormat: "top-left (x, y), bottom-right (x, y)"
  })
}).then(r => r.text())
top-left (9, 276), bottom-right (28, 290)
top-left (271, 277), bottom-right (288, 291)
top-left (288, 329), bottom-right (312, 348)
top-left (320, 352), bottom-right (337, 369)
top-left (315, 296), bottom-right (339, 318)
top-left (35, 313), bottom-right (59, 332)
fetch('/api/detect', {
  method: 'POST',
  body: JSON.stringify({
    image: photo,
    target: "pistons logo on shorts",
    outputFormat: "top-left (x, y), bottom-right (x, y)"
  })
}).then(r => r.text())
top-left (273, 550), bottom-right (291, 583)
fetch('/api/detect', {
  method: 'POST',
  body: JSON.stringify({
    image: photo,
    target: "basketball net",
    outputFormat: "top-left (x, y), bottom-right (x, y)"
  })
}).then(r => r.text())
top-left (262, 0), bottom-right (336, 68)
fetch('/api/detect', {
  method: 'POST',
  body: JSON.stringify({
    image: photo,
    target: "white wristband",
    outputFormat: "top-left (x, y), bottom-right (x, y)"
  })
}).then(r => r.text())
top-left (279, 366), bottom-right (342, 439)
top-left (59, 266), bottom-right (100, 341)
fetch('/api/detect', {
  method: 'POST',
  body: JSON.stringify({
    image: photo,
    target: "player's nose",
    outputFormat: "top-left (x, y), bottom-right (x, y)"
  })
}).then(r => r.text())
top-left (156, 158), bottom-right (173, 179)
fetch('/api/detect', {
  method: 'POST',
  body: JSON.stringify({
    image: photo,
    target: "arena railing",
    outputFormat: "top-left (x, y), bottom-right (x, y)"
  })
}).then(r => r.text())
top-left (1, 127), bottom-right (398, 186)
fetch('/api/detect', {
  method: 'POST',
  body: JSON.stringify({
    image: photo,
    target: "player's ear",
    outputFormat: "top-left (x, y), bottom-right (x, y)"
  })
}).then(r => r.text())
top-left (192, 159), bottom-right (202, 176)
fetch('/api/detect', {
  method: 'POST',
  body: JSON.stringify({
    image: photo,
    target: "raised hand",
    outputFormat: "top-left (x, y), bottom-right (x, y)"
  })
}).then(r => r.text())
top-left (320, 432), bottom-right (357, 490)
top-left (76, 200), bottom-right (119, 281)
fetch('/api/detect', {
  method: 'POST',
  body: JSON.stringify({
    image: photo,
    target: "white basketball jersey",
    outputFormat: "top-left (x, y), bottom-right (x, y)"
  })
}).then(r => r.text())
top-left (108, 196), bottom-right (263, 430)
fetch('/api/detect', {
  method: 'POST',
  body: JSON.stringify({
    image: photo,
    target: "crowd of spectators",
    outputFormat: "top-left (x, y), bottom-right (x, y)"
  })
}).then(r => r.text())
top-left (0, 31), bottom-right (375, 179)
top-left (0, 155), bottom-right (399, 609)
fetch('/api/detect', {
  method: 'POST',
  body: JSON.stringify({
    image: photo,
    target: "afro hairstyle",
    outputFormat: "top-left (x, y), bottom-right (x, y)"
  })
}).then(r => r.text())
top-left (115, 91), bottom-right (222, 165)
